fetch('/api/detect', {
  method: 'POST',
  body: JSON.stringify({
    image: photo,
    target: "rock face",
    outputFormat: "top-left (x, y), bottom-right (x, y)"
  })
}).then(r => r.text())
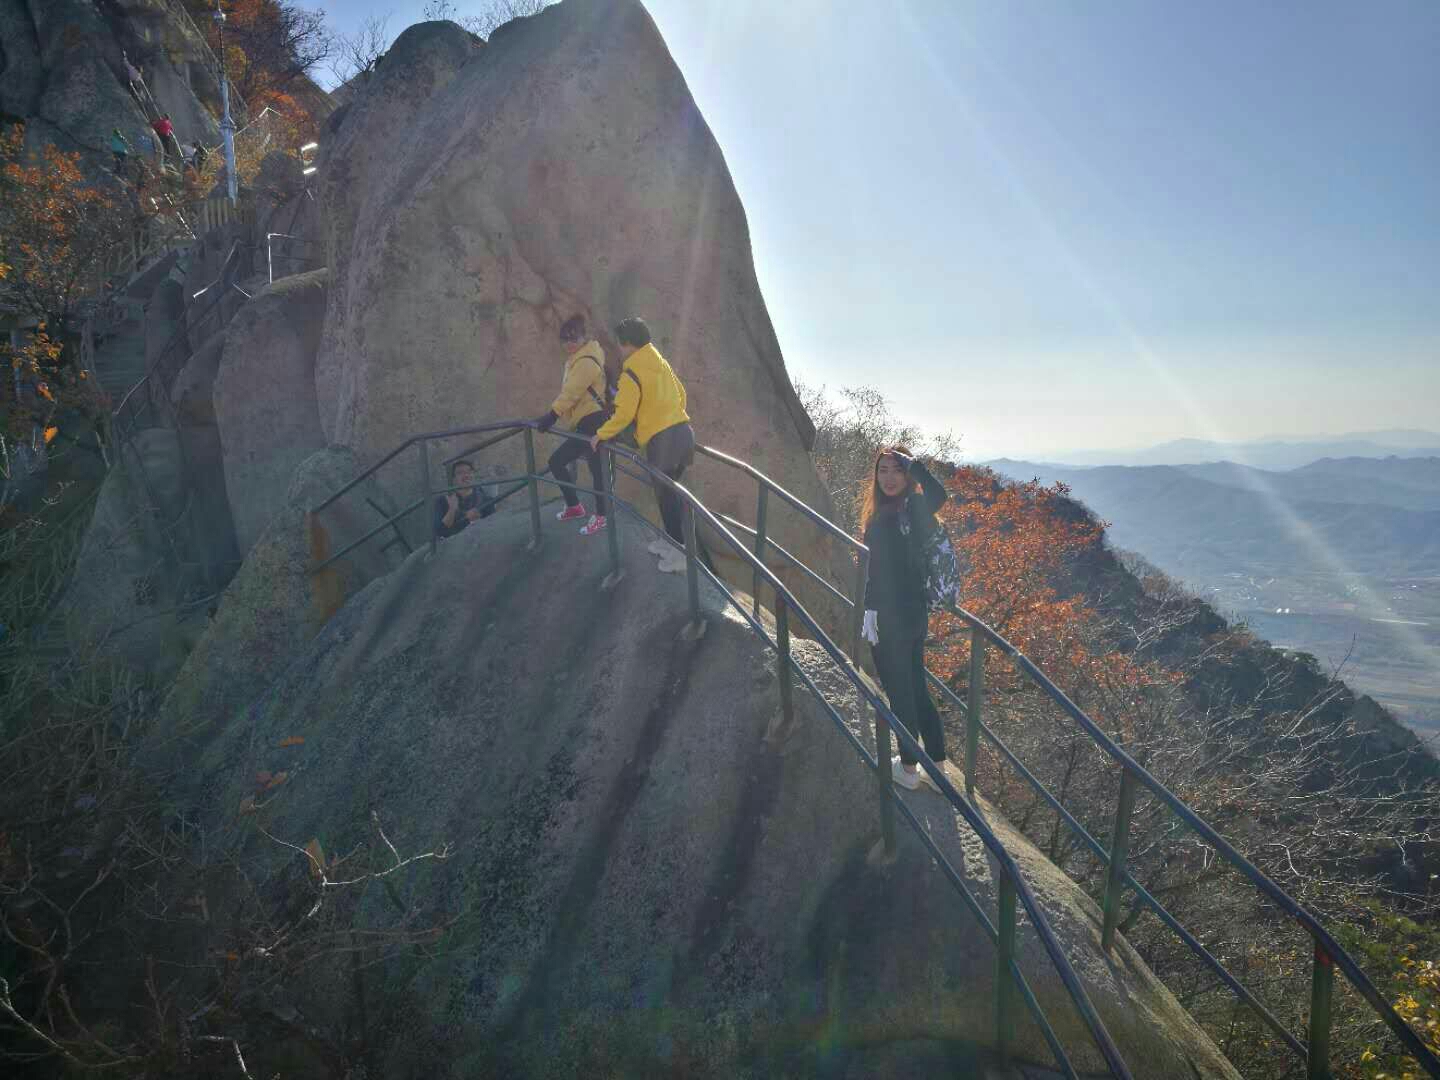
top-left (214, 269), bottom-right (330, 555)
top-left (168, 510), bottom-right (1238, 1079)
top-left (313, 2), bottom-right (843, 609)
top-left (155, 446), bottom-right (401, 751)
top-left (0, 0), bottom-right (219, 173)
top-left (57, 428), bottom-right (208, 683)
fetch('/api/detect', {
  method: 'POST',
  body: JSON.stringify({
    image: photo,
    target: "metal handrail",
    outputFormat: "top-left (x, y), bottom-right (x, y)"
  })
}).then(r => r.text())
top-left (308, 419), bottom-right (1134, 1078)
top-left (265, 233), bottom-right (323, 284)
top-left (310, 418), bottom-right (1440, 1077)
top-left (937, 607), bottom-right (1440, 1076)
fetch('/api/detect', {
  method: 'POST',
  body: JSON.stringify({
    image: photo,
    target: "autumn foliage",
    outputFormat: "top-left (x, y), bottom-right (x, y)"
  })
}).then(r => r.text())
top-left (0, 124), bottom-right (133, 336)
top-left (925, 465), bottom-right (1173, 734)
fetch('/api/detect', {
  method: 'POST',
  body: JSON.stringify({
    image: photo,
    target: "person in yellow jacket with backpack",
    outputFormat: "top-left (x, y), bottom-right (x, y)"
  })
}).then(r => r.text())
top-left (590, 316), bottom-right (695, 574)
top-left (535, 315), bottom-right (610, 536)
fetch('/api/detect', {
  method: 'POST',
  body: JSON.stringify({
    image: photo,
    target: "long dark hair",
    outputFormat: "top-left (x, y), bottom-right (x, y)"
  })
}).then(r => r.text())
top-left (858, 445), bottom-right (918, 534)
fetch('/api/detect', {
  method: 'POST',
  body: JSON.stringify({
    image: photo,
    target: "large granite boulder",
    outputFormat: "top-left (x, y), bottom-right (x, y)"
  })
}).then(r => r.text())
top-left (313, 3), bottom-right (846, 619)
top-left (155, 445), bottom-right (401, 751)
top-left (169, 328), bottom-right (224, 427)
top-left (160, 508), bottom-right (1237, 1079)
top-left (214, 269), bottom-right (329, 554)
top-left (57, 428), bottom-right (206, 683)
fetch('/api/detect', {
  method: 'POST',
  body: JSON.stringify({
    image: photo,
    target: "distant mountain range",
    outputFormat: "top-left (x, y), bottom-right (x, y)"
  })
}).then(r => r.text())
top-left (1043, 430), bottom-right (1440, 471)
top-left (981, 456), bottom-right (1440, 578)
top-left (980, 454), bottom-right (1440, 732)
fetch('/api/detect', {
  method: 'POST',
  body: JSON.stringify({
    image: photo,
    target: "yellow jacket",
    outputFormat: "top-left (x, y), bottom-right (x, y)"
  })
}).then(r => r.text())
top-left (549, 340), bottom-right (607, 431)
top-left (595, 343), bottom-right (690, 448)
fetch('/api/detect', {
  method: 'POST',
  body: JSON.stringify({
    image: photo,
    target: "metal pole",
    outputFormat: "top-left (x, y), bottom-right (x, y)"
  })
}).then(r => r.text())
top-left (1307, 942), bottom-right (1334, 1080)
top-left (849, 548), bottom-right (869, 666)
top-left (420, 439), bottom-right (435, 557)
top-left (752, 485), bottom-right (768, 618)
top-left (602, 449), bottom-right (623, 591)
top-left (213, 4), bottom-right (237, 206)
top-left (523, 427), bottom-right (541, 549)
top-left (776, 593), bottom-right (794, 732)
top-left (966, 627), bottom-right (984, 800)
top-left (1101, 768), bottom-right (1139, 952)
top-left (873, 703), bottom-right (896, 858)
top-left (996, 869), bottom-right (1018, 1063)
top-left (682, 500), bottom-right (705, 640)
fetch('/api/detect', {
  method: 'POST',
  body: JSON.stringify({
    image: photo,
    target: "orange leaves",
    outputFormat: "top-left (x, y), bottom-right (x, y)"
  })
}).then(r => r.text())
top-left (276, 735), bottom-right (305, 748)
top-left (927, 465), bottom-right (1169, 721)
top-left (42, 426), bottom-right (58, 444)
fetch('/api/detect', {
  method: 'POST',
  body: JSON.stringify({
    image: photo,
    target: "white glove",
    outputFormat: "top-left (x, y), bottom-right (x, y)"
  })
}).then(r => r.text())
top-left (862, 609), bottom-right (879, 646)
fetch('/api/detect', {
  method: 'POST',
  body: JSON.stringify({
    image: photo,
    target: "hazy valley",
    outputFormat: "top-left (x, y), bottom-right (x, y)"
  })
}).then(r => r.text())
top-left (985, 446), bottom-right (1440, 736)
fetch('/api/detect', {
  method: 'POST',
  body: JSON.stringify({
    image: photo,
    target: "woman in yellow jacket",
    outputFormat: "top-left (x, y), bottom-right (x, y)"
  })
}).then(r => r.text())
top-left (535, 315), bottom-right (610, 535)
top-left (590, 316), bottom-right (695, 573)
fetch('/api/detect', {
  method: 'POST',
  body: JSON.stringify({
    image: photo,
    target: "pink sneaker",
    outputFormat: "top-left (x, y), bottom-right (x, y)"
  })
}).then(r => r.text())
top-left (556, 504), bottom-right (587, 521)
top-left (579, 514), bottom-right (607, 536)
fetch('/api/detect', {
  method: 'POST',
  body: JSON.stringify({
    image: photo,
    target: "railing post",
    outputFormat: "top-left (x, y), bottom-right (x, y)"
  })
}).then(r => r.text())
top-left (523, 427), bottom-right (542, 550)
top-left (872, 703), bottom-right (896, 859)
top-left (752, 484), bottom-right (768, 618)
top-left (1101, 768), bottom-right (1139, 952)
top-left (849, 548), bottom-right (869, 667)
top-left (420, 439), bottom-right (436, 557)
top-left (966, 626), bottom-right (984, 800)
top-left (776, 593), bottom-right (794, 731)
top-left (996, 869), bottom-right (1018, 1063)
top-left (601, 449), bottom-right (624, 591)
top-left (1307, 941), bottom-right (1334, 1080)
top-left (680, 500), bottom-right (706, 641)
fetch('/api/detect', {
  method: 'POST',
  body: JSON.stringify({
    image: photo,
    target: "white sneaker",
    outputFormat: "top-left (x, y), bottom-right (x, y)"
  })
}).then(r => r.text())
top-left (647, 538), bottom-right (670, 555)
top-left (657, 547), bottom-right (688, 574)
top-left (891, 758), bottom-right (921, 790)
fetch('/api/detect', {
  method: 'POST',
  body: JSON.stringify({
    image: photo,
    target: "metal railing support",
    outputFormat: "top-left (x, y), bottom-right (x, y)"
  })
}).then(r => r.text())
top-left (967, 627), bottom-right (984, 800)
top-left (752, 484), bottom-right (769, 618)
top-left (681, 502), bottom-right (706, 641)
top-left (997, 869), bottom-right (1019, 1062)
top-left (849, 549), bottom-right (869, 666)
top-left (523, 428), bottom-right (542, 549)
top-left (1101, 769), bottom-right (1139, 952)
top-left (1308, 943), bottom-right (1334, 1080)
top-left (420, 439), bottom-right (436, 556)
top-left (776, 593), bottom-right (794, 731)
top-left (602, 452), bottom-right (624, 590)
top-left (873, 705), bottom-right (897, 859)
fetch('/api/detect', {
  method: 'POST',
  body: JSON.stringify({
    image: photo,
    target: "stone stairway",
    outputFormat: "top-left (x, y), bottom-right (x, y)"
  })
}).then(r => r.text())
top-left (92, 297), bottom-right (149, 407)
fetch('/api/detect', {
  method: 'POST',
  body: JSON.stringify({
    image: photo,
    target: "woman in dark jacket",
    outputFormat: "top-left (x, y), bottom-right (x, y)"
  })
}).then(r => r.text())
top-left (859, 446), bottom-right (948, 790)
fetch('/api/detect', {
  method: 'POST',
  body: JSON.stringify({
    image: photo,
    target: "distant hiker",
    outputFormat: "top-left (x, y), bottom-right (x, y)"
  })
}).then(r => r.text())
top-left (123, 53), bottom-right (143, 98)
top-left (859, 446), bottom-right (949, 791)
top-left (152, 114), bottom-right (178, 163)
top-left (433, 459), bottom-right (493, 539)
top-left (535, 315), bottom-right (611, 536)
top-left (591, 316), bottom-right (695, 574)
top-left (109, 129), bottom-right (131, 174)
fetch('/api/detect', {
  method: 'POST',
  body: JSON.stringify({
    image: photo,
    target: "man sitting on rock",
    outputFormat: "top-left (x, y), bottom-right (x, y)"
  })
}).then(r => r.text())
top-left (433, 459), bottom-right (493, 539)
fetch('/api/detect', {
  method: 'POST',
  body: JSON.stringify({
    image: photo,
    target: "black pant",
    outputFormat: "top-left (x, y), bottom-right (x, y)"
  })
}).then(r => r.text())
top-left (872, 627), bottom-right (946, 767)
top-left (547, 411), bottom-right (609, 517)
top-left (645, 422), bottom-right (696, 544)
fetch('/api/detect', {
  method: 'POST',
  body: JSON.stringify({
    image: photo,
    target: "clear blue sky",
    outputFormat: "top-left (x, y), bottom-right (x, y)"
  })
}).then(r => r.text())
top-left (318, 0), bottom-right (1440, 459)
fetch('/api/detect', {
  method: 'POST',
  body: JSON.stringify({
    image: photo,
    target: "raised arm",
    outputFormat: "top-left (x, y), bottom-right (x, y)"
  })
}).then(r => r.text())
top-left (910, 458), bottom-right (948, 514)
